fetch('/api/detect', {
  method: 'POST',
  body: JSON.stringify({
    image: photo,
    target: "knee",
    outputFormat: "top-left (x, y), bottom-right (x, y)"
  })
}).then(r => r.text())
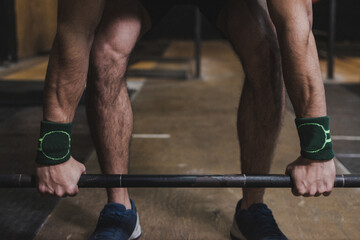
top-left (90, 37), bottom-right (132, 75)
top-left (88, 38), bottom-right (132, 103)
top-left (55, 23), bottom-right (98, 53)
top-left (241, 37), bottom-right (282, 90)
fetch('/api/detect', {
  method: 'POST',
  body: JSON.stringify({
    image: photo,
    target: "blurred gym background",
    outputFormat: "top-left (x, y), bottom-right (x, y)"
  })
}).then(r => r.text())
top-left (0, 1), bottom-right (360, 240)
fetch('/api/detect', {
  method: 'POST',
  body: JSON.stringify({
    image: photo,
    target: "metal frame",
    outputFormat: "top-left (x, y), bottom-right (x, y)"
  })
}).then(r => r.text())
top-left (327, 0), bottom-right (337, 79)
top-left (194, 7), bottom-right (202, 79)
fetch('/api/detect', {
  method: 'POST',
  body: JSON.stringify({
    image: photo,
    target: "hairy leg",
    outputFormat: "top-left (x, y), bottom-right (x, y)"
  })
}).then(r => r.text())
top-left (217, 0), bottom-right (284, 209)
top-left (86, 0), bottom-right (151, 209)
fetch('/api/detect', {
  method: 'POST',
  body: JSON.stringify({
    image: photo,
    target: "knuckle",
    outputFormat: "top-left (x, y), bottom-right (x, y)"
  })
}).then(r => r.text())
top-left (326, 183), bottom-right (334, 192)
top-left (55, 189), bottom-right (64, 197)
top-left (67, 186), bottom-right (79, 196)
top-left (286, 166), bottom-right (294, 174)
top-left (297, 187), bottom-right (307, 195)
top-left (318, 186), bottom-right (326, 194)
top-left (323, 191), bottom-right (331, 197)
top-left (291, 188), bottom-right (300, 196)
top-left (38, 184), bottom-right (46, 193)
top-left (309, 188), bottom-right (317, 196)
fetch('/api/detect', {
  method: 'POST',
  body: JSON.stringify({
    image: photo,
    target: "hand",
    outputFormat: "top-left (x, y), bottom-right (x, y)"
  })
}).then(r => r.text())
top-left (286, 156), bottom-right (336, 197)
top-left (36, 156), bottom-right (86, 197)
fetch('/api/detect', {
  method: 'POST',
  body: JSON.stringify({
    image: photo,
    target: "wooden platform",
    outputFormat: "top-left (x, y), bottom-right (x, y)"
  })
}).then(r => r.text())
top-left (320, 57), bottom-right (360, 83)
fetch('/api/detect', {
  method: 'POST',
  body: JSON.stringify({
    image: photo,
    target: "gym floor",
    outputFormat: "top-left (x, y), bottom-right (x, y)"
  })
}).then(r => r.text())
top-left (1, 40), bottom-right (360, 239)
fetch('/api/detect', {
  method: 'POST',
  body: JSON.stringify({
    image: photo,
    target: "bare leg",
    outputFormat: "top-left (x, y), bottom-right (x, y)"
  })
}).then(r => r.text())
top-left (217, 0), bottom-right (284, 209)
top-left (86, 0), bottom-right (151, 210)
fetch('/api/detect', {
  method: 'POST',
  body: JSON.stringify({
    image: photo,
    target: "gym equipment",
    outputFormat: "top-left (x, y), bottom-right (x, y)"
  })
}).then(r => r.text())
top-left (0, 174), bottom-right (359, 188)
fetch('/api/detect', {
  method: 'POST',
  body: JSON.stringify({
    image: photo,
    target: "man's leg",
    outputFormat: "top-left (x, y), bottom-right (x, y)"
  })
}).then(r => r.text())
top-left (217, 0), bottom-right (284, 209)
top-left (86, 0), bottom-right (151, 210)
top-left (216, 1), bottom-right (287, 239)
top-left (37, 0), bottom-right (104, 197)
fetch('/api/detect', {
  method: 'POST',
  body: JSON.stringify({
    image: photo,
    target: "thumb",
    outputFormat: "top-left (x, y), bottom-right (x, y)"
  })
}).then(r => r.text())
top-left (285, 165), bottom-right (293, 176)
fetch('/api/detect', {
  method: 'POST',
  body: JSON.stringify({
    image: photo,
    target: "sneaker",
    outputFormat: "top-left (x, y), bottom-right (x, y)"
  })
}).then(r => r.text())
top-left (230, 199), bottom-right (288, 240)
top-left (89, 199), bottom-right (141, 240)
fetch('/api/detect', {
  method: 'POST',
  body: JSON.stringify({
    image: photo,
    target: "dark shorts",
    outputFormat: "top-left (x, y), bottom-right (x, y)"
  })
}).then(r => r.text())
top-left (138, 0), bottom-right (229, 27)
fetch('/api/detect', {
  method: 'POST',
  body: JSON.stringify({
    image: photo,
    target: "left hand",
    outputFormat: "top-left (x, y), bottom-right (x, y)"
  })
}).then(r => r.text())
top-left (286, 156), bottom-right (336, 197)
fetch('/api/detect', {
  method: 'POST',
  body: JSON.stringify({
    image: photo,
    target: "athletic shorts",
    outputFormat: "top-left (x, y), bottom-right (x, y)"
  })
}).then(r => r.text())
top-left (138, 0), bottom-right (230, 27)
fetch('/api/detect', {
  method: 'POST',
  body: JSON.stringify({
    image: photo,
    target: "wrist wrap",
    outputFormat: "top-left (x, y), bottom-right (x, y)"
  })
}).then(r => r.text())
top-left (295, 116), bottom-right (334, 160)
top-left (35, 121), bottom-right (73, 165)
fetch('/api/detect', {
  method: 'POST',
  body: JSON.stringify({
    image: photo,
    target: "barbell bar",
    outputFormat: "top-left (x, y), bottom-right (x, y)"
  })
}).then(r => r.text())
top-left (1, 174), bottom-right (360, 188)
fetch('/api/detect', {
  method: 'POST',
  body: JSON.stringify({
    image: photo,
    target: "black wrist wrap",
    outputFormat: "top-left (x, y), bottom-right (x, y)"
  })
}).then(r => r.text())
top-left (35, 121), bottom-right (73, 165)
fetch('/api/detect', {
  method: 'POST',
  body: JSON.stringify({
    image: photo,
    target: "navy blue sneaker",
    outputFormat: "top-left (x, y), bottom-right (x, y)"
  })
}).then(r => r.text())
top-left (230, 199), bottom-right (288, 240)
top-left (89, 199), bottom-right (141, 240)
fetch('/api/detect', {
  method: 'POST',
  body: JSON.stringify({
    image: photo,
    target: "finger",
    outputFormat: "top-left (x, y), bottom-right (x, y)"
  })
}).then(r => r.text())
top-left (55, 188), bottom-right (65, 198)
top-left (285, 165), bottom-right (293, 175)
top-left (80, 163), bottom-right (86, 174)
top-left (47, 188), bottom-right (55, 196)
top-left (38, 184), bottom-right (47, 196)
top-left (38, 184), bottom-right (55, 196)
top-left (297, 186), bottom-right (308, 197)
top-left (291, 188), bottom-right (301, 196)
top-left (292, 176), bottom-right (307, 196)
top-left (326, 182), bottom-right (334, 193)
top-left (68, 192), bottom-right (77, 197)
top-left (323, 191), bottom-right (331, 197)
top-left (67, 186), bottom-right (79, 197)
top-left (309, 187), bottom-right (317, 197)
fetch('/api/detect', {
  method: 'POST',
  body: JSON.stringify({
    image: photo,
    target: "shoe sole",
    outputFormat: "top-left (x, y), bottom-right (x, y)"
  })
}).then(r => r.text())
top-left (129, 213), bottom-right (142, 240)
top-left (230, 216), bottom-right (247, 240)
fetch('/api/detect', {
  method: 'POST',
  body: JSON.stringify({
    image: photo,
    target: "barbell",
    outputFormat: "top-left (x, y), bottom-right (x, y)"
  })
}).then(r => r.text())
top-left (1, 174), bottom-right (360, 188)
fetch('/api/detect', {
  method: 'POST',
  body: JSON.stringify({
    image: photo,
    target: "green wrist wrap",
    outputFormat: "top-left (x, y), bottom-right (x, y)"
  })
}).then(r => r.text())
top-left (295, 116), bottom-right (334, 161)
top-left (35, 121), bottom-right (73, 165)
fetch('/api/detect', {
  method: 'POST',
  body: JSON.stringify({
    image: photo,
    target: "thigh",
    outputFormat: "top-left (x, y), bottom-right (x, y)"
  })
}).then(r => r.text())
top-left (94, 0), bottom-right (151, 52)
top-left (138, 0), bottom-right (174, 28)
top-left (57, 0), bottom-right (105, 33)
top-left (196, 0), bottom-right (230, 27)
top-left (217, 0), bottom-right (278, 63)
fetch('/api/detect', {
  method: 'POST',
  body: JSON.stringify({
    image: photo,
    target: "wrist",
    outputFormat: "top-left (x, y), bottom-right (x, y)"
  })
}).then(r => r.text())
top-left (35, 121), bottom-right (74, 165)
top-left (295, 116), bottom-right (334, 161)
top-left (43, 111), bottom-right (74, 124)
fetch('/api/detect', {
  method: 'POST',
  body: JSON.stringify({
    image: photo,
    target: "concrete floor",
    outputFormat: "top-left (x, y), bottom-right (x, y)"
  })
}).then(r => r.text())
top-left (29, 41), bottom-right (360, 240)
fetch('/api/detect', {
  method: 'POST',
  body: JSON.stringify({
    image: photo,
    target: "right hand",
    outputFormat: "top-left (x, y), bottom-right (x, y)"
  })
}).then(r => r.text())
top-left (286, 156), bottom-right (336, 197)
top-left (36, 156), bottom-right (86, 197)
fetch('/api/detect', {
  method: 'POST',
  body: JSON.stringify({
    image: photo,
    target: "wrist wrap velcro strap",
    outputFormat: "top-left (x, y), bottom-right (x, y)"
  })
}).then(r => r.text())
top-left (295, 116), bottom-right (334, 161)
top-left (35, 121), bottom-right (73, 165)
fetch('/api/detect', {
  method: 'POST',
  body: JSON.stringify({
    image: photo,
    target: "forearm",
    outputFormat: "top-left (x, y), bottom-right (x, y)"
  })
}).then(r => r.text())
top-left (278, 28), bottom-right (326, 118)
top-left (43, 32), bottom-right (93, 123)
top-left (267, 0), bottom-right (327, 118)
